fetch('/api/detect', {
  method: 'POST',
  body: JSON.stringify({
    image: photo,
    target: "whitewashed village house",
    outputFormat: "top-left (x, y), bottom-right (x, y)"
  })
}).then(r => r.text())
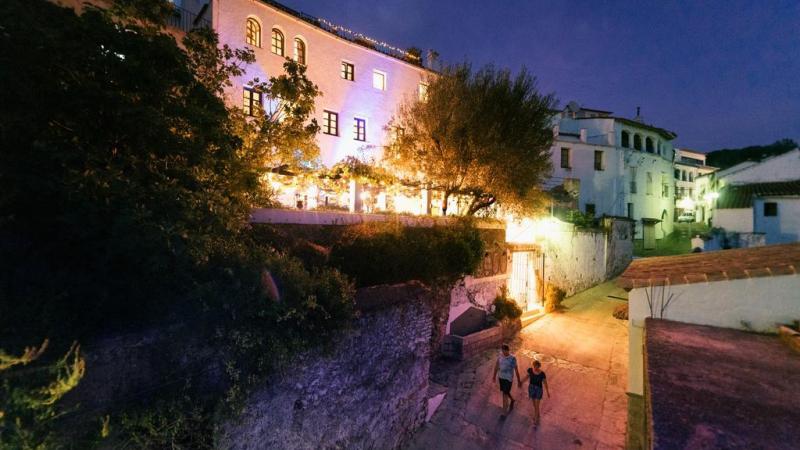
top-left (699, 148), bottom-right (800, 246)
top-left (549, 102), bottom-right (677, 246)
top-left (672, 148), bottom-right (716, 222)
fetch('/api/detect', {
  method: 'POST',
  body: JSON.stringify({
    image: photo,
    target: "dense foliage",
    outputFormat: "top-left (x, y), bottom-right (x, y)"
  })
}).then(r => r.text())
top-left (705, 138), bottom-right (797, 169)
top-left (329, 222), bottom-right (485, 287)
top-left (490, 290), bottom-right (523, 321)
top-left (0, 341), bottom-right (86, 448)
top-left (387, 63), bottom-right (556, 216)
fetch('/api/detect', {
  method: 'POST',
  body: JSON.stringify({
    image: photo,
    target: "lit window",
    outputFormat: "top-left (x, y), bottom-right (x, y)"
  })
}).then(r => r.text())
top-left (243, 87), bottom-right (261, 116)
top-left (246, 18), bottom-right (261, 47)
top-left (560, 148), bottom-right (570, 169)
top-left (418, 82), bottom-right (429, 102)
top-left (293, 37), bottom-right (306, 65)
top-left (372, 70), bottom-right (386, 90)
top-left (354, 118), bottom-right (366, 141)
top-left (271, 28), bottom-right (284, 56)
top-left (341, 61), bottom-right (354, 81)
top-left (594, 150), bottom-right (603, 171)
top-left (764, 202), bottom-right (778, 217)
top-left (322, 110), bottom-right (338, 136)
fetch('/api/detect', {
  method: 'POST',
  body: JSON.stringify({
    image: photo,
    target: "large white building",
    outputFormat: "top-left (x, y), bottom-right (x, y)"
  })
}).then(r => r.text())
top-left (211, 0), bottom-right (433, 167)
top-left (548, 102), bottom-right (677, 243)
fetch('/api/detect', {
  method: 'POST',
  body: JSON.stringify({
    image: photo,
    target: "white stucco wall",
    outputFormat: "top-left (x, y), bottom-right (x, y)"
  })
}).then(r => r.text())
top-left (719, 149), bottom-right (800, 185)
top-left (447, 274), bottom-right (508, 334)
top-left (213, 0), bottom-right (431, 166)
top-left (714, 208), bottom-right (753, 232)
top-left (753, 197), bottom-right (800, 244)
top-left (549, 139), bottom-right (624, 217)
top-left (627, 274), bottom-right (800, 395)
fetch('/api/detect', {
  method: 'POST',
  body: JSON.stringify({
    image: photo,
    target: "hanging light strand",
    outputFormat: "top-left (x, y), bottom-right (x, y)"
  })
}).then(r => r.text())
top-left (315, 17), bottom-right (421, 61)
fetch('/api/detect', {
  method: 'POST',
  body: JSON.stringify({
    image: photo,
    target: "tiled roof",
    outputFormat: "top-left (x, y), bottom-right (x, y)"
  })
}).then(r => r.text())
top-left (645, 319), bottom-right (800, 450)
top-left (717, 179), bottom-right (800, 209)
top-left (618, 242), bottom-right (800, 289)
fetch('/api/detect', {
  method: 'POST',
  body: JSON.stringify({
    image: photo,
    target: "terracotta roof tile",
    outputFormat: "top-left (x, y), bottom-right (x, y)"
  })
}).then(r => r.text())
top-left (618, 243), bottom-right (800, 289)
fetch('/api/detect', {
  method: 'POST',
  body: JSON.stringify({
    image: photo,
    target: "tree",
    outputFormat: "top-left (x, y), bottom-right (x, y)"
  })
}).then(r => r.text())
top-left (387, 63), bottom-right (556, 215)
top-left (0, 0), bottom-right (318, 338)
top-left (705, 138), bottom-right (798, 170)
top-left (232, 59), bottom-right (322, 175)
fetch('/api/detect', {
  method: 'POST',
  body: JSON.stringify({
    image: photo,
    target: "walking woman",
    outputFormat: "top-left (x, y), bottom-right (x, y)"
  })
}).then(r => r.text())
top-left (519, 360), bottom-right (550, 425)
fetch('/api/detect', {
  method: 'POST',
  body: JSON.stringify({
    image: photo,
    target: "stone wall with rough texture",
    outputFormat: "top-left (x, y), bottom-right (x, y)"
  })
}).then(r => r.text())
top-left (219, 283), bottom-right (438, 450)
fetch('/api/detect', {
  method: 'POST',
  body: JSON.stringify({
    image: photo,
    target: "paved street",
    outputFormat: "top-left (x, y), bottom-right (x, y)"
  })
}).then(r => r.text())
top-left (407, 281), bottom-right (629, 450)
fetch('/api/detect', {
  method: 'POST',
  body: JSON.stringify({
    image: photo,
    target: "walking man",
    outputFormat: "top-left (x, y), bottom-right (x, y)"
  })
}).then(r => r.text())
top-left (492, 343), bottom-right (521, 418)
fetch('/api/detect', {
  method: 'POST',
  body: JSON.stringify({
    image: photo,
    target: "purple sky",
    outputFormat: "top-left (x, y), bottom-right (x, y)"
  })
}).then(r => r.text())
top-left (281, 0), bottom-right (800, 152)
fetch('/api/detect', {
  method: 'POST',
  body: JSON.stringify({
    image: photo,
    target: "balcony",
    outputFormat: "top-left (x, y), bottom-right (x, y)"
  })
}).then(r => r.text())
top-left (167, 6), bottom-right (210, 33)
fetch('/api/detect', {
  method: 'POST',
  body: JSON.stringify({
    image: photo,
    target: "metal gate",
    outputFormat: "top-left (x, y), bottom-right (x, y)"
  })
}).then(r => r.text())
top-left (509, 251), bottom-right (539, 311)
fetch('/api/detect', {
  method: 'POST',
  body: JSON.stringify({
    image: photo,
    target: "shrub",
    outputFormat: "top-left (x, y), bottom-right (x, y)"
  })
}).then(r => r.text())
top-left (490, 289), bottom-right (523, 322)
top-left (329, 221), bottom-right (484, 287)
top-left (544, 285), bottom-right (566, 313)
top-left (613, 303), bottom-right (629, 320)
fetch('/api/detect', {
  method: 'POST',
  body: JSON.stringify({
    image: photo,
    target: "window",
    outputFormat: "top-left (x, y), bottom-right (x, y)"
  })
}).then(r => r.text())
top-left (675, 169), bottom-right (680, 179)
top-left (271, 28), bottom-right (284, 56)
top-left (629, 167), bottom-right (637, 193)
top-left (646, 172), bottom-right (653, 195)
top-left (633, 134), bottom-right (642, 150)
top-left (764, 202), bottom-right (778, 217)
top-left (645, 137), bottom-right (654, 153)
top-left (242, 87), bottom-right (261, 116)
top-left (627, 202), bottom-right (634, 219)
top-left (341, 61), bottom-right (354, 81)
top-left (354, 117), bottom-right (366, 141)
top-left (372, 70), bottom-right (386, 90)
top-left (246, 18), bottom-right (261, 47)
top-left (681, 170), bottom-right (687, 182)
top-left (594, 150), bottom-right (604, 171)
top-left (322, 110), bottom-right (338, 136)
top-left (688, 172), bottom-right (694, 182)
top-left (585, 203), bottom-right (596, 216)
top-left (418, 82), bottom-right (429, 102)
top-left (661, 174), bottom-right (669, 198)
top-left (293, 37), bottom-right (306, 65)
top-left (621, 130), bottom-right (630, 148)
top-left (560, 147), bottom-right (571, 169)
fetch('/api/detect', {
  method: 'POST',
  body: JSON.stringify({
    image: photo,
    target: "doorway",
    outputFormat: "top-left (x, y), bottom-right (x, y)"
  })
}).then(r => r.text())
top-left (509, 251), bottom-right (540, 311)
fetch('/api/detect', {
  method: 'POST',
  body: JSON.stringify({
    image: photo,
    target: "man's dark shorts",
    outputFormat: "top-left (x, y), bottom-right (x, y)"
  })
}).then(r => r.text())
top-left (498, 378), bottom-right (512, 394)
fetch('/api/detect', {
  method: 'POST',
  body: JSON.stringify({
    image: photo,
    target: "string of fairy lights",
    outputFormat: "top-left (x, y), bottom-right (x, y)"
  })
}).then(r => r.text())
top-left (315, 17), bottom-right (421, 61)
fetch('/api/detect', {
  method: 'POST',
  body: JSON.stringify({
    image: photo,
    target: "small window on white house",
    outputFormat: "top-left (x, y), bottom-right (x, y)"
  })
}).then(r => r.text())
top-left (341, 61), bottom-right (355, 81)
top-left (764, 202), bottom-right (778, 217)
top-left (293, 38), bottom-right (306, 65)
top-left (560, 147), bottom-right (571, 169)
top-left (372, 70), bottom-right (386, 90)
top-left (242, 87), bottom-right (261, 116)
top-left (594, 150), bottom-right (604, 171)
top-left (354, 117), bottom-right (366, 141)
top-left (322, 110), bottom-right (338, 136)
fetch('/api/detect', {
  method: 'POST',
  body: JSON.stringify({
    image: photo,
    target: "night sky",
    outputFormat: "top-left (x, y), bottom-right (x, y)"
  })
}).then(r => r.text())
top-left (281, 0), bottom-right (800, 152)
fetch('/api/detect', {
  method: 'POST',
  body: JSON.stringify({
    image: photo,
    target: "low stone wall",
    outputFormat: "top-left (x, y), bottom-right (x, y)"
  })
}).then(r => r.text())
top-left (442, 319), bottom-right (521, 361)
top-left (219, 283), bottom-right (439, 450)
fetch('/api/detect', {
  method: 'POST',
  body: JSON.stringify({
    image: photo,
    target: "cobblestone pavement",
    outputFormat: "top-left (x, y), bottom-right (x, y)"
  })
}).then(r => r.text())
top-left (406, 281), bottom-right (629, 450)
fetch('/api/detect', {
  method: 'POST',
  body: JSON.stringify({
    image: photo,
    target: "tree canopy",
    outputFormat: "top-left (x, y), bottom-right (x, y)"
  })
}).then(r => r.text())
top-left (705, 138), bottom-right (798, 170)
top-left (387, 63), bottom-right (556, 215)
top-left (0, 0), bottom-right (326, 339)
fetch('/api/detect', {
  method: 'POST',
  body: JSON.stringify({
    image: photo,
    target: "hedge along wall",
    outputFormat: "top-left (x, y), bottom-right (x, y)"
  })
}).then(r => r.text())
top-left (540, 217), bottom-right (634, 297)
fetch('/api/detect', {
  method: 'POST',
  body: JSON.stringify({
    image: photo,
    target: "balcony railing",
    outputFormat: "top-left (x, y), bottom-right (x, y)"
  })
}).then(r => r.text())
top-left (167, 6), bottom-right (210, 33)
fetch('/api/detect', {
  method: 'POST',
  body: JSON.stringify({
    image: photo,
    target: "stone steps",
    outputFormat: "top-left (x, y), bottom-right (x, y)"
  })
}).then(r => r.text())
top-left (521, 308), bottom-right (545, 328)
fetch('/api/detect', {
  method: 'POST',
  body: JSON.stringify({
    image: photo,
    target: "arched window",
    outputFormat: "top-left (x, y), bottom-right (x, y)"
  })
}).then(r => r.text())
top-left (621, 130), bottom-right (630, 148)
top-left (633, 134), bottom-right (642, 150)
top-left (293, 37), bottom-right (306, 65)
top-left (271, 28), bottom-right (284, 56)
top-left (645, 137), bottom-right (654, 153)
top-left (682, 170), bottom-right (687, 181)
top-left (246, 18), bottom-right (261, 47)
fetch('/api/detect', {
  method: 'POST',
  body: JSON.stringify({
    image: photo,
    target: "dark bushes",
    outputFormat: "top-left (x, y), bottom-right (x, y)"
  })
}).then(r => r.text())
top-left (329, 221), bottom-right (484, 287)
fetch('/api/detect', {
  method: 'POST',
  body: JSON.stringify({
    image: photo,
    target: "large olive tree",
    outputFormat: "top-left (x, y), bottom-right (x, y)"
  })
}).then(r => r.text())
top-left (387, 64), bottom-right (556, 215)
